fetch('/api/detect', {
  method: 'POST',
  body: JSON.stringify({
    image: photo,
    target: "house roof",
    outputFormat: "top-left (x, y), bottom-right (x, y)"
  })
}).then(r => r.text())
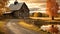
top-left (9, 2), bottom-right (25, 10)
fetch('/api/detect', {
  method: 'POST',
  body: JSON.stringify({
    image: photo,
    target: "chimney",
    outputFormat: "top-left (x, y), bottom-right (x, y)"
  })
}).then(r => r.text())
top-left (14, 0), bottom-right (18, 5)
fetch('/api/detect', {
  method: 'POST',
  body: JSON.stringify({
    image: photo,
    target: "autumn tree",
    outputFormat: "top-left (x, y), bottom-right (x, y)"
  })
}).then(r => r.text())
top-left (33, 12), bottom-right (42, 17)
top-left (46, 0), bottom-right (59, 20)
top-left (0, 0), bottom-right (9, 15)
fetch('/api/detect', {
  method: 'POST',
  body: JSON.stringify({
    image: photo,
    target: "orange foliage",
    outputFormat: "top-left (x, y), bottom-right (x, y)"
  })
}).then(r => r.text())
top-left (46, 0), bottom-right (59, 17)
top-left (48, 25), bottom-right (59, 34)
top-left (34, 12), bottom-right (39, 17)
top-left (0, 0), bottom-right (9, 15)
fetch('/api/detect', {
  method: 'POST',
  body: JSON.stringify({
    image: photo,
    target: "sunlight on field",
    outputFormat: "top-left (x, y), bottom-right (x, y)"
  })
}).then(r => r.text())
top-left (0, 21), bottom-right (8, 34)
top-left (0, 21), bottom-right (5, 27)
top-left (18, 21), bottom-right (40, 31)
top-left (18, 21), bottom-right (51, 34)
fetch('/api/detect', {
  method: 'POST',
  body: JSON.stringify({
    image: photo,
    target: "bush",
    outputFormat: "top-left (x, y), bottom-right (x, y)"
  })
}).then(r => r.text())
top-left (30, 12), bottom-right (42, 17)
top-left (33, 19), bottom-right (45, 28)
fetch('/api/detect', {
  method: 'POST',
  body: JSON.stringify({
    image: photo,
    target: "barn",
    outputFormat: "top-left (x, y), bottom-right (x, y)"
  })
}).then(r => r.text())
top-left (3, 0), bottom-right (30, 19)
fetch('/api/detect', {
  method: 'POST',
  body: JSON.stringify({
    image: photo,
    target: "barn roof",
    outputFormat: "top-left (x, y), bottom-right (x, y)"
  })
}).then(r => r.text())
top-left (3, 0), bottom-right (29, 14)
top-left (9, 3), bottom-right (24, 10)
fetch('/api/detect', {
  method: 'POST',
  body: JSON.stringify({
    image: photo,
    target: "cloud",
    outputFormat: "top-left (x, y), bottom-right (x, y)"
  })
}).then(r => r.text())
top-left (18, 0), bottom-right (46, 3)
top-left (18, 0), bottom-right (60, 6)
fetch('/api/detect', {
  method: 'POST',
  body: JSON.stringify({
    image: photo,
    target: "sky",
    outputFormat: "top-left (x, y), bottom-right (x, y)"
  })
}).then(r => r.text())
top-left (9, 0), bottom-right (60, 13)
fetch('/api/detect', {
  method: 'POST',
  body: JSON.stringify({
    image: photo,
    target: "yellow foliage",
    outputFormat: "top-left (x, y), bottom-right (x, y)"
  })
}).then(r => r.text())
top-left (34, 12), bottom-right (39, 17)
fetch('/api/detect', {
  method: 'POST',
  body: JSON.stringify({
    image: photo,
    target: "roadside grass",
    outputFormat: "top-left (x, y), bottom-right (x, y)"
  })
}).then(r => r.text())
top-left (0, 21), bottom-right (5, 27)
top-left (18, 21), bottom-right (40, 31)
top-left (0, 21), bottom-right (5, 34)
top-left (18, 19), bottom-right (60, 34)
top-left (0, 21), bottom-right (8, 34)
top-left (18, 19), bottom-right (48, 31)
top-left (18, 20), bottom-right (49, 34)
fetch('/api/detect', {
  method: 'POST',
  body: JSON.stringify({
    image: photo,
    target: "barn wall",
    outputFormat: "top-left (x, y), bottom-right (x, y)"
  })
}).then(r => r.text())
top-left (2, 13), bottom-right (13, 19)
top-left (21, 4), bottom-right (29, 18)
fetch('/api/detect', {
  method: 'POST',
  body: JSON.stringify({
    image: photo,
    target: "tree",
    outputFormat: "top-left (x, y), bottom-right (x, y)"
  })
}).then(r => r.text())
top-left (0, 0), bottom-right (9, 15)
top-left (33, 12), bottom-right (42, 17)
top-left (46, 0), bottom-right (59, 20)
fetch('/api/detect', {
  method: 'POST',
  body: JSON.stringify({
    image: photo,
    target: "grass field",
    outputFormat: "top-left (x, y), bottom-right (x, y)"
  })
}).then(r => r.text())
top-left (0, 21), bottom-right (8, 34)
top-left (18, 20), bottom-right (50, 34)
top-left (18, 18), bottom-right (60, 34)
top-left (18, 21), bottom-right (40, 31)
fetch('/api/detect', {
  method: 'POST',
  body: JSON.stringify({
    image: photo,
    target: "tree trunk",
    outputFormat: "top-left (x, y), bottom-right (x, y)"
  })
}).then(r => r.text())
top-left (52, 16), bottom-right (54, 20)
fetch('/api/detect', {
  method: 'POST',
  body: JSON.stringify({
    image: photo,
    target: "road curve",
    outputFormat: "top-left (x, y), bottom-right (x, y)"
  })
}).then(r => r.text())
top-left (6, 20), bottom-right (40, 34)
